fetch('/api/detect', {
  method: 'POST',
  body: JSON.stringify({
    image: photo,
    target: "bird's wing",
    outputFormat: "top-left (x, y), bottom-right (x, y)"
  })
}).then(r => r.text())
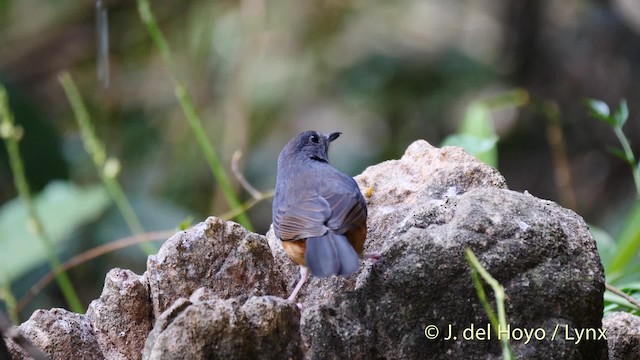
top-left (321, 173), bottom-right (367, 234)
top-left (273, 195), bottom-right (331, 241)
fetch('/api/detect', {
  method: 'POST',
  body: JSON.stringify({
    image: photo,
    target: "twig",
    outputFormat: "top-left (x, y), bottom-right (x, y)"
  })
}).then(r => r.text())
top-left (16, 230), bottom-right (172, 315)
top-left (231, 150), bottom-right (262, 200)
top-left (16, 189), bottom-right (274, 314)
top-left (219, 189), bottom-right (274, 220)
top-left (606, 282), bottom-right (640, 309)
top-left (0, 312), bottom-right (49, 360)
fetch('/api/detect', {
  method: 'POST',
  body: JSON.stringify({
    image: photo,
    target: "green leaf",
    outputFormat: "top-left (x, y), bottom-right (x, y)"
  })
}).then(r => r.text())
top-left (585, 99), bottom-right (614, 125)
top-left (613, 99), bottom-right (629, 128)
top-left (604, 290), bottom-right (639, 309)
top-left (603, 302), bottom-right (619, 315)
top-left (444, 101), bottom-right (499, 167)
top-left (178, 216), bottom-right (193, 231)
top-left (590, 224), bottom-right (616, 270)
top-left (617, 282), bottom-right (640, 292)
top-left (442, 134), bottom-right (498, 157)
top-left (0, 181), bottom-right (111, 280)
top-left (607, 200), bottom-right (640, 280)
top-left (460, 102), bottom-right (493, 137)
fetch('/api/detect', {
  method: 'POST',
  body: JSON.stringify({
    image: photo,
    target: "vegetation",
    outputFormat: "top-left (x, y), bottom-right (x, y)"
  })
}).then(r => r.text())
top-left (586, 99), bottom-right (640, 315)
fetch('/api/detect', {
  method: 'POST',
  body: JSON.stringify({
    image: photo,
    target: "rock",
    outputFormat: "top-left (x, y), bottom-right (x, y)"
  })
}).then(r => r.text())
top-left (603, 311), bottom-right (640, 360)
top-left (356, 141), bottom-right (507, 244)
top-left (143, 288), bottom-right (301, 360)
top-left (146, 216), bottom-right (287, 318)
top-left (86, 268), bottom-right (153, 360)
top-left (8, 308), bottom-right (102, 360)
top-left (7, 140), bottom-right (609, 359)
top-left (269, 140), bottom-right (607, 359)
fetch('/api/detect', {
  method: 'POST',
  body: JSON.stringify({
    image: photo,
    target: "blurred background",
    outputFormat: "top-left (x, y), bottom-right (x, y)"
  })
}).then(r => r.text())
top-left (1, 0), bottom-right (640, 320)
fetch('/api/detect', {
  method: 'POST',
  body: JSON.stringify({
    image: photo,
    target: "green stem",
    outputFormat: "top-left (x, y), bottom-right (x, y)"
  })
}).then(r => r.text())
top-left (614, 126), bottom-right (640, 197)
top-left (174, 86), bottom-right (253, 229)
top-left (469, 265), bottom-right (499, 331)
top-left (135, 0), bottom-right (253, 231)
top-left (1, 272), bottom-right (19, 323)
top-left (101, 178), bottom-right (155, 254)
top-left (136, 0), bottom-right (177, 78)
top-left (465, 248), bottom-right (513, 360)
top-left (0, 85), bottom-right (84, 313)
top-left (58, 73), bottom-right (156, 255)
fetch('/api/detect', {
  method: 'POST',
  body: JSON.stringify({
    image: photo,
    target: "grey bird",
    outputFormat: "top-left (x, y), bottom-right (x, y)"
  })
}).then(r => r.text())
top-left (272, 130), bottom-right (369, 302)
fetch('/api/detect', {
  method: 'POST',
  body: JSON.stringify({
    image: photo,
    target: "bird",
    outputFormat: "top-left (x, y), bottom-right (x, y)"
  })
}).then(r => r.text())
top-left (272, 130), bottom-right (370, 302)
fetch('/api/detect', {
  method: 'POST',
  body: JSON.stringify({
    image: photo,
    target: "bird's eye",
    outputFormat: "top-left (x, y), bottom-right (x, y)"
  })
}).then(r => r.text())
top-left (309, 134), bottom-right (319, 144)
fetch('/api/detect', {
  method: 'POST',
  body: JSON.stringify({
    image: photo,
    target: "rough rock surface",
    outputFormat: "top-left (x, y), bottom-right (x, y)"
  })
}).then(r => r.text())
top-left (6, 308), bottom-right (102, 359)
top-left (143, 288), bottom-right (301, 359)
top-left (86, 268), bottom-right (153, 360)
top-left (146, 217), bottom-right (286, 318)
top-left (7, 140), bottom-right (611, 359)
top-left (603, 311), bottom-right (640, 359)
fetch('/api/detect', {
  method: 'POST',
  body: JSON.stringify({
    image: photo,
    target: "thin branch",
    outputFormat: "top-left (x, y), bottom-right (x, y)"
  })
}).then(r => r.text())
top-left (16, 189), bottom-right (274, 314)
top-left (16, 230), bottom-right (172, 314)
top-left (606, 282), bottom-right (640, 309)
top-left (231, 150), bottom-right (262, 200)
top-left (219, 189), bottom-right (274, 220)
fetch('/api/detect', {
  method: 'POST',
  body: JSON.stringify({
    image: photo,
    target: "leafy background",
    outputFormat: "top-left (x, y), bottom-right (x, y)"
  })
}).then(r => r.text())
top-left (1, 0), bottom-right (639, 320)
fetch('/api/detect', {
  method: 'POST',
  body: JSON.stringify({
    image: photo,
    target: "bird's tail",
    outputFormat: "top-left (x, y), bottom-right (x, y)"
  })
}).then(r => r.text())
top-left (305, 232), bottom-right (360, 277)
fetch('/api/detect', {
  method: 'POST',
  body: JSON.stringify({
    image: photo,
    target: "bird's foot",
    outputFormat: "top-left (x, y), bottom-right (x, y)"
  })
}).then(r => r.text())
top-left (287, 266), bottom-right (310, 305)
top-left (364, 252), bottom-right (381, 275)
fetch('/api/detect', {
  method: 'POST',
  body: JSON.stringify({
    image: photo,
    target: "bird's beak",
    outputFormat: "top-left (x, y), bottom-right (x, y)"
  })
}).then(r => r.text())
top-left (327, 132), bottom-right (342, 142)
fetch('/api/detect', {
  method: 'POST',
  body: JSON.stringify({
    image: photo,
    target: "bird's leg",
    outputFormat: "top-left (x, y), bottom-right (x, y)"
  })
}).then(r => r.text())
top-left (287, 266), bottom-right (310, 303)
top-left (364, 252), bottom-right (381, 275)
